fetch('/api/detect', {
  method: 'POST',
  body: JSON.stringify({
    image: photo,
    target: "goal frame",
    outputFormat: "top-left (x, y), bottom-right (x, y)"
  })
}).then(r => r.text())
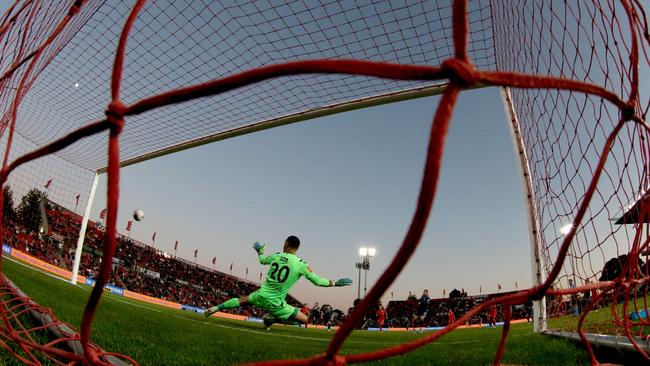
top-left (500, 86), bottom-right (547, 333)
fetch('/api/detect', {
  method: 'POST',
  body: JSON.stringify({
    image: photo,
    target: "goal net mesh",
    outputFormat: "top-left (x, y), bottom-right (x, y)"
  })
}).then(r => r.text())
top-left (0, 0), bottom-right (646, 364)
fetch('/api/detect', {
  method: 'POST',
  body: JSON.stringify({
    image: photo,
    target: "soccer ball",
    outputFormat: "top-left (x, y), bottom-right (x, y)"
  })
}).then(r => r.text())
top-left (133, 209), bottom-right (144, 221)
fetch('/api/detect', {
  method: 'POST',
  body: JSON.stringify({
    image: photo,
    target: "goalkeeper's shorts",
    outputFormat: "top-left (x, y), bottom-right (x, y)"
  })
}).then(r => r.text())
top-left (248, 290), bottom-right (298, 320)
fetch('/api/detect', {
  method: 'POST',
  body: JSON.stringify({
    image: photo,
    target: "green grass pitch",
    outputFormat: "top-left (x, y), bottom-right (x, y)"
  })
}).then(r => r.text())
top-left (1, 257), bottom-right (593, 365)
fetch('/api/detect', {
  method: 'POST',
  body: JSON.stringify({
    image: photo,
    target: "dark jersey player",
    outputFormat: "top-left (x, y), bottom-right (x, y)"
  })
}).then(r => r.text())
top-left (411, 289), bottom-right (430, 332)
top-left (320, 304), bottom-right (334, 330)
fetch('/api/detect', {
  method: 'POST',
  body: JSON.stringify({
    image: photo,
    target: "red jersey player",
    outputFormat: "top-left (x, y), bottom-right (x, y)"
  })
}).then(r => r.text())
top-left (488, 305), bottom-right (497, 327)
top-left (447, 309), bottom-right (456, 325)
top-left (300, 303), bottom-right (310, 328)
top-left (376, 304), bottom-right (387, 332)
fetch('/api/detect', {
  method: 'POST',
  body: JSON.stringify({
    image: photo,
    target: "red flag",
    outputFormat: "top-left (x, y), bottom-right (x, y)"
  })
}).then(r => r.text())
top-left (174, 241), bottom-right (178, 250)
top-left (498, 283), bottom-right (502, 290)
top-left (99, 209), bottom-right (107, 219)
top-left (44, 179), bottom-right (52, 189)
top-left (152, 231), bottom-right (156, 242)
top-left (194, 249), bottom-right (198, 258)
top-left (75, 194), bottom-right (80, 207)
top-left (211, 256), bottom-right (216, 265)
top-left (126, 220), bottom-right (132, 231)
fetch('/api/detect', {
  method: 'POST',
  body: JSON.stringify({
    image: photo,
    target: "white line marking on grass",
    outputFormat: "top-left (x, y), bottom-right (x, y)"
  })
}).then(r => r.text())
top-left (430, 339), bottom-right (483, 345)
top-left (178, 315), bottom-right (530, 347)
top-left (111, 298), bottom-right (164, 313)
top-left (175, 315), bottom-right (408, 345)
top-left (5, 255), bottom-right (168, 314)
top-left (4, 255), bottom-right (73, 284)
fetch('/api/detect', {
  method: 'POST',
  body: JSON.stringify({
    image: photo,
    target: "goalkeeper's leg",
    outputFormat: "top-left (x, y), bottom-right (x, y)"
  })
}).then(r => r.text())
top-left (205, 295), bottom-right (249, 317)
top-left (278, 311), bottom-right (308, 326)
top-left (293, 311), bottom-right (308, 325)
top-left (264, 308), bottom-right (308, 330)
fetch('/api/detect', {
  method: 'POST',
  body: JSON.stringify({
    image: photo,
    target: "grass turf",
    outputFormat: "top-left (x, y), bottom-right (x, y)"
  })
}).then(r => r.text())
top-left (0, 257), bottom-right (593, 365)
top-left (547, 297), bottom-right (650, 337)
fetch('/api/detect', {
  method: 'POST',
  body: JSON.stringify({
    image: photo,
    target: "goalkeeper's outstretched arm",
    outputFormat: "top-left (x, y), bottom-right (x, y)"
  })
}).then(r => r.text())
top-left (303, 268), bottom-right (353, 288)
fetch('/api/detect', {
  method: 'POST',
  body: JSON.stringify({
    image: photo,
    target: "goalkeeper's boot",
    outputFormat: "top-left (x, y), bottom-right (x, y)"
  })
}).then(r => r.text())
top-left (204, 306), bottom-right (218, 318)
top-left (263, 315), bottom-right (277, 330)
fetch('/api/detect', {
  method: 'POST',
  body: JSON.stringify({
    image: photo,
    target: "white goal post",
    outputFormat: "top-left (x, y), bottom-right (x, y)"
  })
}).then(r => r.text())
top-left (500, 86), bottom-right (547, 333)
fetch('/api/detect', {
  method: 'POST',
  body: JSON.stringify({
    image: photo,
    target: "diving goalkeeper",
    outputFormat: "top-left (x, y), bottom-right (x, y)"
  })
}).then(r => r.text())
top-left (204, 235), bottom-right (352, 328)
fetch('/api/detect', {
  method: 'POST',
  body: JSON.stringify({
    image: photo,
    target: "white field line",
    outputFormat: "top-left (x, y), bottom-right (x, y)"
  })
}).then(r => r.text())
top-left (4, 254), bottom-right (166, 313)
top-left (174, 314), bottom-right (501, 346)
top-left (175, 315), bottom-right (384, 344)
top-left (4, 255), bottom-right (74, 283)
top-left (111, 298), bottom-right (164, 313)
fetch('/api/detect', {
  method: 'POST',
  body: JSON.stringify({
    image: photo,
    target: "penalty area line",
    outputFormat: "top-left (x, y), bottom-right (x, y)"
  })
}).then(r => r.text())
top-left (174, 315), bottom-right (334, 342)
top-left (3, 255), bottom-right (74, 284)
top-left (188, 315), bottom-right (529, 346)
top-left (4, 255), bottom-right (165, 314)
top-left (111, 297), bottom-right (164, 313)
top-left (177, 315), bottom-right (490, 345)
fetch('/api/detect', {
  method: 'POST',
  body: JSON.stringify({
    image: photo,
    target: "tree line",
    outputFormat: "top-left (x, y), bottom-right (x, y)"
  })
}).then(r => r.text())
top-left (3, 186), bottom-right (48, 232)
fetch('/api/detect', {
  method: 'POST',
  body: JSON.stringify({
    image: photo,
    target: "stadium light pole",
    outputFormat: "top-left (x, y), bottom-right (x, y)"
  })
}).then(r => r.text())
top-left (560, 224), bottom-right (576, 285)
top-left (358, 247), bottom-right (376, 297)
top-left (355, 262), bottom-right (362, 299)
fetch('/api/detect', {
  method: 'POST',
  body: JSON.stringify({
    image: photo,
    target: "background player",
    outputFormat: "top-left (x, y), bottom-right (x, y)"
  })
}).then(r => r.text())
top-left (300, 303), bottom-right (310, 328)
top-left (376, 303), bottom-right (387, 332)
top-left (487, 305), bottom-right (498, 327)
top-left (320, 304), bottom-right (334, 330)
top-left (411, 289), bottom-right (430, 332)
top-left (204, 235), bottom-right (352, 329)
top-left (309, 302), bottom-right (320, 324)
top-left (447, 308), bottom-right (456, 325)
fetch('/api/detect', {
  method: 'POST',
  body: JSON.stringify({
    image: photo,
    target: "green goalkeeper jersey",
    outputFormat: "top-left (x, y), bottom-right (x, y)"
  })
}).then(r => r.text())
top-left (257, 251), bottom-right (331, 304)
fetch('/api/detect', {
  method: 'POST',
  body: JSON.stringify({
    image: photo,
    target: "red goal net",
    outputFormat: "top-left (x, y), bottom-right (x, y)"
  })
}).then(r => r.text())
top-left (0, 0), bottom-right (647, 365)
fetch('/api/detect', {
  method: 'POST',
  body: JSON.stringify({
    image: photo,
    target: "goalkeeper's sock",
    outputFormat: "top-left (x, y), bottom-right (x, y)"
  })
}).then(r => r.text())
top-left (216, 298), bottom-right (240, 311)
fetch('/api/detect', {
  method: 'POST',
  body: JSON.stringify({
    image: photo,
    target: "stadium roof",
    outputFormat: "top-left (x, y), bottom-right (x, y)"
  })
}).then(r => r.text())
top-left (615, 192), bottom-right (650, 225)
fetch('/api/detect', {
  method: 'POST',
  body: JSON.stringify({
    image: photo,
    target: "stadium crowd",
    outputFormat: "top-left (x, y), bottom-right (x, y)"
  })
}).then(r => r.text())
top-left (3, 200), bottom-right (301, 319)
top-left (380, 290), bottom-right (533, 329)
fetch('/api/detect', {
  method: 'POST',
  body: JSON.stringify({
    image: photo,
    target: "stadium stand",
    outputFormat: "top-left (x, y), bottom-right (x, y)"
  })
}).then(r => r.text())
top-left (4, 196), bottom-right (304, 318)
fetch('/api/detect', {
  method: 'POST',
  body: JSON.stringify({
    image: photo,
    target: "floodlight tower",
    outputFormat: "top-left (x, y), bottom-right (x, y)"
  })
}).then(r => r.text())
top-left (358, 247), bottom-right (376, 297)
top-left (560, 224), bottom-right (576, 286)
top-left (355, 262), bottom-right (362, 299)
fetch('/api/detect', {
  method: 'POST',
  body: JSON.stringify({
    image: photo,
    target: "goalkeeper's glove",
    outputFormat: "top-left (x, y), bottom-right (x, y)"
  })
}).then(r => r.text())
top-left (253, 241), bottom-right (266, 255)
top-left (334, 278), bottom-right (353, 287)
